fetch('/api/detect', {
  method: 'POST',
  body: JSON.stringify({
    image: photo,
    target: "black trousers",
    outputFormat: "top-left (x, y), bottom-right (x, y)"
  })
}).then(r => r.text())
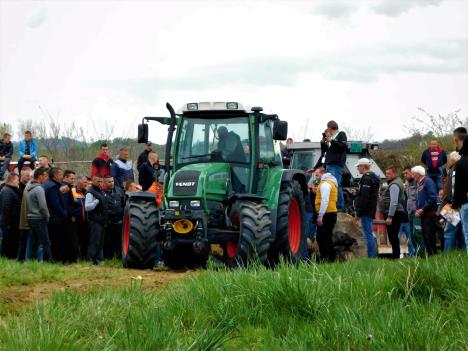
top-left (48, 221), bottom-right (68, 263)
top-left (421, 215), bottom-right (437, 256)
top-left (88, 221), bottom-right (105, 264)
top-left (0, 225), bottom-right (19, 259)
top-left (316, 212), bottom-right (337, 262)
top-left (385, 211), bottom-right (403, 259)
top-left (17, 229), bottom-right (31, 261)
top-left (17, 157), bottom-right (36, 172)
top-left (64, 220), bottom-right (80, 263)
top-left (105, 222), bottom-right (122, 259)
top-left (75, 220), bottom-right (89, 260)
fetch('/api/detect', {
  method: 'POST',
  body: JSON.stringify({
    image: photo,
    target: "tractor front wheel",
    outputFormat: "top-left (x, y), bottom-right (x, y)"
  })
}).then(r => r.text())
top-left (122, 196), bottom-right (160, 269)
top-left (268, 180), bottom-right (307, 265)
top-left (223, 200), bottom-right (271, 268)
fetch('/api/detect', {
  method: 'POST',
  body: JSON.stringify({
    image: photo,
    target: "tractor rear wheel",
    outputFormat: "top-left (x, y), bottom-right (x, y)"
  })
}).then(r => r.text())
top-left (223, 200), bottom-right (271, 268)
top-left (268, 180), bottom-right (307, 265)
top-left (122, 196), bottom-right (159, 269)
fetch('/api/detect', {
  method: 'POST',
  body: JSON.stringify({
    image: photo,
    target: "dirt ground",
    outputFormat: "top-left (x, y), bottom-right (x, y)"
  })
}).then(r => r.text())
top-left (0, 266), bottom-right (195, 315)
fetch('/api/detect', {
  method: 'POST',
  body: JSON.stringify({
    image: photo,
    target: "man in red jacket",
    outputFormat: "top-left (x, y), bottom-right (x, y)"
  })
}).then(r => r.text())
top-left (421, 139), bottom-right (447, 192)
top-left (91, 143), bottom-right (113, 178)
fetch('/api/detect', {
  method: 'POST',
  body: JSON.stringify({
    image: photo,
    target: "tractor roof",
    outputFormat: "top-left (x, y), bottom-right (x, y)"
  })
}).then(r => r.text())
top-left (178, 101), bottom-right (253, 114)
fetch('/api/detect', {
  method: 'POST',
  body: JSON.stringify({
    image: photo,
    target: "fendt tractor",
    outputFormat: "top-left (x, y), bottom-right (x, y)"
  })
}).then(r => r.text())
top-left (122, 102), bottom-right (308, 269)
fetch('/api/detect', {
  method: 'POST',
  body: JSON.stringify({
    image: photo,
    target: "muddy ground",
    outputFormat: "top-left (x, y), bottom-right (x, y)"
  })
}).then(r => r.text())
top-left (0, 266), bottom-right (195, 315)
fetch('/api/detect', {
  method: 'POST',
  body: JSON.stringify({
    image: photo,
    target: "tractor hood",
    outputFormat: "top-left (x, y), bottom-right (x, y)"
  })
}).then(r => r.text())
top-left (166, 163), bottom-right (231, 204)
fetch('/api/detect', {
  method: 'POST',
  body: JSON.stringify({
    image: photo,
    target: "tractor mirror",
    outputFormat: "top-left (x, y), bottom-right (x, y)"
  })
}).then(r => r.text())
top-left (273, 120), bottom-right (288, 141)
top-left (138, 124), bottom-right (148, 143)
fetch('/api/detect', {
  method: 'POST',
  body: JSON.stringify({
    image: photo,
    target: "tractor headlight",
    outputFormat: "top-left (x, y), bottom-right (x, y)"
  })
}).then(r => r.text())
top-left (190, 200), bottom-right (201, 208)
top-left (169, 200), bottom-right (180, 208)
top-left (187, 103), bottom-right (198, 111)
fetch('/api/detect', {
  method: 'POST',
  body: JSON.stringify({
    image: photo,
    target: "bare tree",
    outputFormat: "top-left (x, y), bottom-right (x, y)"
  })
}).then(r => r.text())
top-left (342, 124), bottom-right (375, 142)
top-left (408, 108), bottom-right (467, 137)
top-left (0, 122), bottom-right (12, 136)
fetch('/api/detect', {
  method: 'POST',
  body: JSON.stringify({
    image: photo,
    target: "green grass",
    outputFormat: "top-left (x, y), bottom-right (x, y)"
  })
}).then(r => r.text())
top-left (0, 257), bottom-right (125, 288)
top-left (0, 254), bottom-right (467, 350)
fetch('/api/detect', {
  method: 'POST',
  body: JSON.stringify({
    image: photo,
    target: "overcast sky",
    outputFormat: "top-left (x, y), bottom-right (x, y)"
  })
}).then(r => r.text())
top-left (1, 0), bottom-right (467, 143)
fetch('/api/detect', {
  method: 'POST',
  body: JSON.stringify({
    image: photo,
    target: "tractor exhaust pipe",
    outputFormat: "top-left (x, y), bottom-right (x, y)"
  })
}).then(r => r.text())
top-left (165, 102), bottom-right (177, 174)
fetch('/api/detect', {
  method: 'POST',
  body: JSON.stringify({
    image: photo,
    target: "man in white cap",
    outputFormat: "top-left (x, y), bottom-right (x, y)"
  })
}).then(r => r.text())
top-left (354, 158), bottom-right (380, 258)
top-left (412, 165), bottom-right (438, 256)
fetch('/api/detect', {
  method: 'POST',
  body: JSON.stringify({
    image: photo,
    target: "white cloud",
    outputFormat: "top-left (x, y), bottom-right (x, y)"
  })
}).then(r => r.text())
top-left (0, 0), bottom-right (467, 144)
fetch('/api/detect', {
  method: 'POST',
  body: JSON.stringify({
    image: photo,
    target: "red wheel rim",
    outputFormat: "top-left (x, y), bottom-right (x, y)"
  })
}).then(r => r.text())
top-left (226, 214), bottom-right (240, 259)
top-left (288, 198), bottom-right (301, 254)
top-left (123, 214), bottom-right (130, 256)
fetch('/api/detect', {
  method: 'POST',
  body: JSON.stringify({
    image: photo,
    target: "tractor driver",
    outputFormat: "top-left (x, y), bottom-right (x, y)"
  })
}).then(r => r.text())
top-left (217, 126), bottom-right (246, 163)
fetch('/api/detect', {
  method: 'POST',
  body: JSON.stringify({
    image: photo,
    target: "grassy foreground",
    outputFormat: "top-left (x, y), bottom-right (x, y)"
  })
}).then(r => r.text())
top-left (0, 254), bottom-right (467, 350)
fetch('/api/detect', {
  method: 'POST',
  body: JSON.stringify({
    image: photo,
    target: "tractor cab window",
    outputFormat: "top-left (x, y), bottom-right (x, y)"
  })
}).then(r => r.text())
top-left (259, 120), bottom-right (281, 165)
top-left (177, 117), bottom-right (250, 166)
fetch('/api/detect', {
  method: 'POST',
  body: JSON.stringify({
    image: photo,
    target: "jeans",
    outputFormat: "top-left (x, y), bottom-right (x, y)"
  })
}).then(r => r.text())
top-left (398, 222), bottom-right (415, 257)
top-left (305, 211), bottom-right (317, 240)
top-left (444, 221), bottom-right (465, 252)
top-left (361, 216), bottom-right (377, 258)
top-left (29, 219), bottom-right (53, 262)
top-left (428, 174), bottom-right (442, 193)
top-left (0, 158), bottom-right (11, 178)
top-left (325, 164), bottom-right (344, 210)
top-left (461, 203), bottom-right (468, 253)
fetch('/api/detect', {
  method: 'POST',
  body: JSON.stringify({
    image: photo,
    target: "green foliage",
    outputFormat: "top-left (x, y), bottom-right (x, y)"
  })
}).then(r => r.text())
top-left (0, 254), bottom-right (467, 350)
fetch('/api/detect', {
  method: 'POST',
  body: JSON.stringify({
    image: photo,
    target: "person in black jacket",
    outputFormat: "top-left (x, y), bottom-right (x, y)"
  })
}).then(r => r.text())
top-left (103, 176), bottom-right (124, 259)
top-left (85, 176), bottom-right (108, 264)
top-left (281, 138), bottom-right (294, 168)
top-left (452, 134), bottom-right (468, 253)
top-left (43, 167), bottom-right (68, 262)
top-left (137, 142), bottom-right (153, 172)
top-left (0, 173), bottom-right (20, 258)
top-left (315, 121), bottom-right (348, 210)
top-left (0, 133), bottom-right (13, 180)
top-left (354, 158), bottom-right (380, 258)
top-left (61, 170), bottom-right (80, 263)
top-left (138, 151), bottom-right (160, 191)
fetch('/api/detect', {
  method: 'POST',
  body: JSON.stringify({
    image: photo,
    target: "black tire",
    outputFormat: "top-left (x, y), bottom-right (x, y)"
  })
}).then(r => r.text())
top-left (268, 180), bottom-right (307, 265)
top-left (163, 244), bottom-right (208, 270)
top-left (223, 200), bottom-right (271, 268)
top-left (122, 196), bottom-right (159, 269)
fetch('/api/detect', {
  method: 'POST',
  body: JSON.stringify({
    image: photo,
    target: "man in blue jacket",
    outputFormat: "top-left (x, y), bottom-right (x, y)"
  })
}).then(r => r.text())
top-left (18, 131), bottom-right (38, 172)
top-left (412, 165), bottom-right (438, 256)
top-left (111, 147), bottom-right (134, 189)
top-left (43, 167), bottom-right (68, 262)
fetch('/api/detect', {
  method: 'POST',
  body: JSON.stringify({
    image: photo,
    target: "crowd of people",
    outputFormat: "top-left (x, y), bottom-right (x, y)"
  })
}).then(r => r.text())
top-left (0, 132), bottom-right (164, 264)
top-left (0, 124), bottom-right (467, 266)
top-left (283, 123), bottom-right (468, 262)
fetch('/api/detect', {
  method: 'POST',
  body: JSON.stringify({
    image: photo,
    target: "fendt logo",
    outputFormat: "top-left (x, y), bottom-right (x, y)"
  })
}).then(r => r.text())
top-left (176, 182), bottom-right (196, 187)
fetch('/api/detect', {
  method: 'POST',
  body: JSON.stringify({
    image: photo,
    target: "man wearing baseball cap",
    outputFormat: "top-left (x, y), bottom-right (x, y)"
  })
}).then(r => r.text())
top-left (354, 158), bottom-right (380, 258)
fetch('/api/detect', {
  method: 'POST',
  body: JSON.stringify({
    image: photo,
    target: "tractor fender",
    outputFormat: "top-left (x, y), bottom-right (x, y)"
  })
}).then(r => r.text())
top-left (281, 169), bottom-right (308, 196)
top-left (125, 191), bottom-right (156, 201)
top-left (227, 193), bottom-right (266, 206)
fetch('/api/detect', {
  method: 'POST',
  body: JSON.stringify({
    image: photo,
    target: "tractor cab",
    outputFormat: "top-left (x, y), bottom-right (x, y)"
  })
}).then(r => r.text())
top-left (123, 102), bottom-right (308, 270)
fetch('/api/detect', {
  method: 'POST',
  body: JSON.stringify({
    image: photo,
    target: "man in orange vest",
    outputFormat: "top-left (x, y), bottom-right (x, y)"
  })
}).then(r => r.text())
top-left (315, 167), bottom-right (339, 262)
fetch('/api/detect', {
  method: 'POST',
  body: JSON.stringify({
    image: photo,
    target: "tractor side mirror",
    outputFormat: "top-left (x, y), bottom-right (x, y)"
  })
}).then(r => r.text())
top-left (273, 120), bottom-right (288, 141)
top-left (138, 124), bottom-right (148, 143)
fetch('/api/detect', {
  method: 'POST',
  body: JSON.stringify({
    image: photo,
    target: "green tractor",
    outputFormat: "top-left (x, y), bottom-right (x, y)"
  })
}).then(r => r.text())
top-left (122, 102), bottom-right (308, 269)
